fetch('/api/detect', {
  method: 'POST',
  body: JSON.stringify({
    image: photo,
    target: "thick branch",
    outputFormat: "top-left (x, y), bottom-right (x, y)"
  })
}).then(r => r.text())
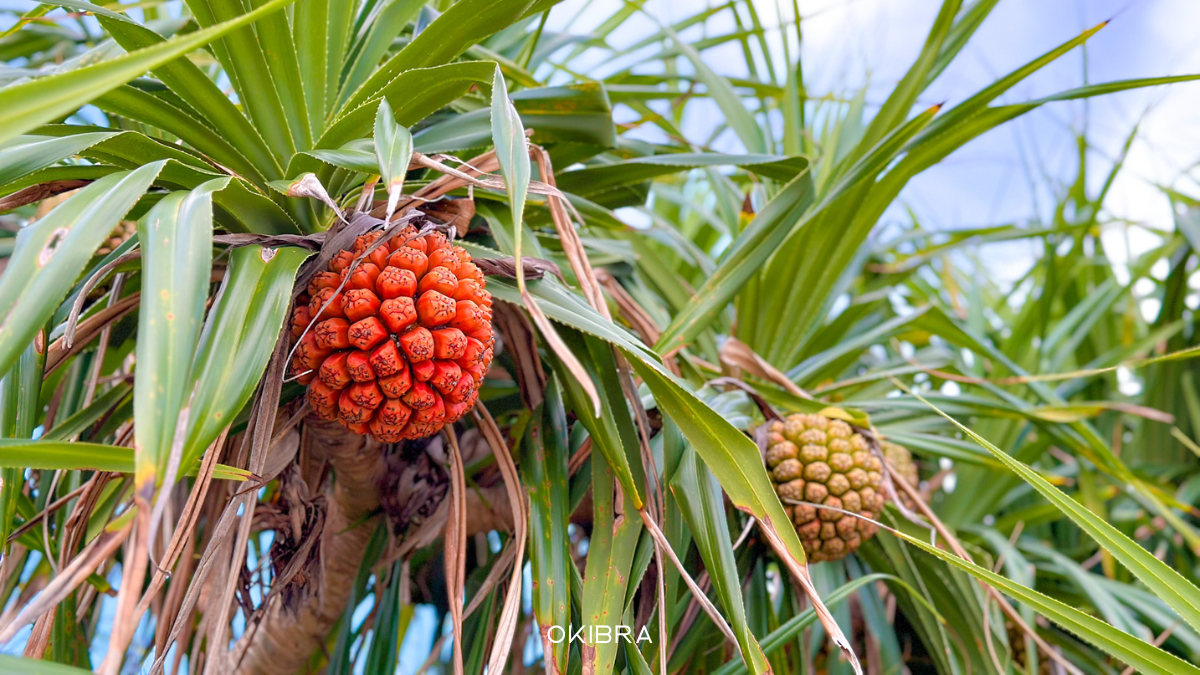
top-left (231, 420), bottom-right (514, 674)
top-left (232, 419), bottom-right (383, 674)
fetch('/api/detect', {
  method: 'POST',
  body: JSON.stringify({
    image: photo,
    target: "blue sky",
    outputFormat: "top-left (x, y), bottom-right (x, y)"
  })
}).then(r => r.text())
top-left (545, 0), bottom-right (1200, 284)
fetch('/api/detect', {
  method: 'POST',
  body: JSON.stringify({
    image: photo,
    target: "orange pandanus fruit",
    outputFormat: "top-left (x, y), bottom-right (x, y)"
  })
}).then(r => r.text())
top-left (289, 226), bottom-right (494, 442)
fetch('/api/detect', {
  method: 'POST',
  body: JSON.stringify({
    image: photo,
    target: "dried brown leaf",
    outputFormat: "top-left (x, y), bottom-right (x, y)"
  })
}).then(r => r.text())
top-left (475, 255), bottom-right (563, 282)
top-left (419, 197), bottom-right (475, 237)
top-left (0, 180), bottom-right (91, 213)
top-left (719, 337), bottom-right (811, 400)
top-left (0, 519), bottom-right (131, 645)
top-left (46, 293), bottom-right (140, 373)
top-left (444, 427), bottom-right (468, 675)
top-left (473, 406), bottom-right (529, 674)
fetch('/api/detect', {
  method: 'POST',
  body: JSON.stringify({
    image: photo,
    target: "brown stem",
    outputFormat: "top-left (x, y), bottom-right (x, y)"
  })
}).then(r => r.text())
top-left (231, 419), bottom-right (385, 674)
top-left (231, 419), bottom-right (515, 674)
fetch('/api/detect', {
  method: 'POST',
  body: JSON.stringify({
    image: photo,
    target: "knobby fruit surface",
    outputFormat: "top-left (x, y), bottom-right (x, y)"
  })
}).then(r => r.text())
top-left (289, 226), bottom-right (494, 442)
top-left (881, 439), bottom-right (919, 510)
top-left (764, 413), bottom-right (884, 562)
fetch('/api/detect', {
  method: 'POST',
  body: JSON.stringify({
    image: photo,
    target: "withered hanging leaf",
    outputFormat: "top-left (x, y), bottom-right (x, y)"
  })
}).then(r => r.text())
top-left (417, 197), bottom-right (474, 237)
top-left (475, 255), bottom-right (563, 282)
top-left (0, 180), bottom-right (91, 213)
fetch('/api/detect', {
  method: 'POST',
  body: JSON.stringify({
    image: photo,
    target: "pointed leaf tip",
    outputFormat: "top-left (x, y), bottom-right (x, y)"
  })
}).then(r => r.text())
top-left (374, 98), bottom-right (414, 223)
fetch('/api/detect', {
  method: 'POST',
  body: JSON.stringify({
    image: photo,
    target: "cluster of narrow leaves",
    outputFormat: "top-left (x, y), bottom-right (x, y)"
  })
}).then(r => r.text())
top-left (0, 0), bottom-right (1199, 674)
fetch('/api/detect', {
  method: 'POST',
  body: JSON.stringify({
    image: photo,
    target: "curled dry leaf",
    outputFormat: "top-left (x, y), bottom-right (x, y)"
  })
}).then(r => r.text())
top-left (283, 173), bottom-right (346, 223)
top-left (443, 427), bottom-right (468, 675)
top-left (719, 337), bottom-right (811, 400)
top-left (0, 180), bottom-right (91, 213)
top-left (492, 302), bottom-right (546, 410)
top-left (419, 197), bottom-right (475, 237)
top-left (473, 406), bottom-right (529, 675)
top-left (475, 255), bottom-right (564, 282)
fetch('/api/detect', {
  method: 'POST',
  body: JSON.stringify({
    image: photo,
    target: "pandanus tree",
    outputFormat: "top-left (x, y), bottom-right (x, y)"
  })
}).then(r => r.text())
top-left (2, 0), bottom-right (1200, 673)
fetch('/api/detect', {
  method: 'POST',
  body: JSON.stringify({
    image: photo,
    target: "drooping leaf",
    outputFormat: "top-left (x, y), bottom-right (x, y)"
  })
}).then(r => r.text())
top-left (629, 358), bottom-right (808, 565)
top-left (671, 447), bottom-right (770, 674)
top-left (180, 245), bottom-right (311, 471)
top-left (0, 162), bottom-right (165, 381)
top-left (133, 178), bottom-right (226, 487)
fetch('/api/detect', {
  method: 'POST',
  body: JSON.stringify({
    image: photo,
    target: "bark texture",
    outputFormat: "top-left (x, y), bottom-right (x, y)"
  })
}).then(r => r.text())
top-left (232, 419), bottom-right (384, 674)
top-left (230, 419), bottom-right (514, 674)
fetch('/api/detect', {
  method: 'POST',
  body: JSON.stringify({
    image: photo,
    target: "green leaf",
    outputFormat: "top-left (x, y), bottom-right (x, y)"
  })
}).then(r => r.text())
top-left (671, 447), bottom-right (770, 674)
top-left (412, 82), bottom-right (617, 156)
top-left (908, 386), bottom-right (1200, 635)
top-left (96, 14), bottom-right (282, 181)
top-left (659, 22), bottom-right (766, 154)
top-left (629, 358), bottom-right (810, 568)
top-left (579, 447), bottom-right (642, 675)
top-left (491, 66), bottom-right (603, 419)
top-left (236, 0), bottom-right (312, 150)
top-left (1028, 73), bottom-right (1200, 106)
top-left (713, 574), bottom-right (934, 675)
top-left (522, 376), bottom-right (572, 675)
top-left (0, 132), bottom-right (117, 188)
top-left (312, 62), bottom-right (497, 157)
top-left (339, 0), bottom-right (426, 108)
top-left (340, 0), bottom-right (542, 114)
top-left (179, 0), bottom-right (297, 158)
top-left (913, 21), bottom-right (1106, 145)
top-left (0, 162), bottom-right (165, 382)
top-left (93, 85), bottom-right (265, 186)
top-left (653, 161), bottom-right (815, 354)
top-left (552, 330), bottom-right (645, 509)
top-left (857, 0), bottom-right (959, 151)
top-left (0, 654), bottom-right (95, 674)
top-left (374, 99), bottom-right (414, 221)
top-left (0, 439), bottom-right (250, 481)
top-left (293, 0), bottom-right (329, 139)
top-left (180, 245), bottom-right (311, 471)
top-left (485, 276), bottom-right (659, 375)
top-left (302, 139), bottom-right (378, 174)
top-left (555, 153), bottom-right (809, 207)
top-left (492, 67), bottom-right (531, 242)
top-left (0, 0), bottom-right (301, 146)
top-left (41, 382), bottom-right (132, 442)
top-left (0, 341), bottom-right (44, 552)
top-left (363, 559), bottom-right (406, 675)
top-left (891, 526), bottom-right (1200, 675)
top-left (926, 0), bottom-right (1001, 84)
top-left (133, 178), bottom-right (226, 486)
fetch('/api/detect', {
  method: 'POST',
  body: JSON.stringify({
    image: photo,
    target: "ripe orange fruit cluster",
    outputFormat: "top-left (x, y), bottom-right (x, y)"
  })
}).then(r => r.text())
top-left (289, 226), bottom-right (494, 441)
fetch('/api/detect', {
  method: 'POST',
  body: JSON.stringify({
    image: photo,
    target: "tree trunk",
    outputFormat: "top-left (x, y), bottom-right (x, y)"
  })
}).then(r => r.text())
top-left (231, 419), bottom-right (384, 674)
top-left (230, 418), bottom-right (514, 674)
